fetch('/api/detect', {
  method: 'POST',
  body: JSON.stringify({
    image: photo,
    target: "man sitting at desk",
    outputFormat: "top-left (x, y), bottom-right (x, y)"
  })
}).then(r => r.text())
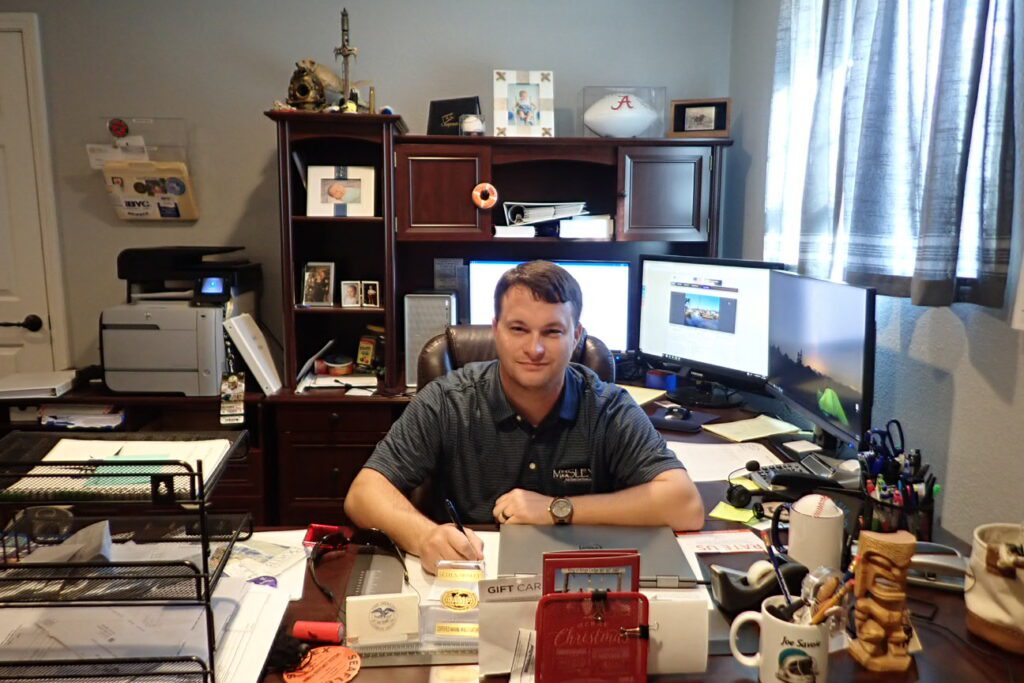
top-left (345, 261), bottom-right (704, 572)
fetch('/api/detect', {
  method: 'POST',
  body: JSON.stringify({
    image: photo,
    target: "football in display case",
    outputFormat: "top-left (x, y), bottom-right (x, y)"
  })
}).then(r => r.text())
top-left (580, 86), bottom-right (666, 138)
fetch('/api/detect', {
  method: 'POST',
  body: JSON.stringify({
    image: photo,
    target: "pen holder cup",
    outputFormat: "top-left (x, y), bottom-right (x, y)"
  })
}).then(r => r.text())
top-left (861, 489), bottom-right (933, 542)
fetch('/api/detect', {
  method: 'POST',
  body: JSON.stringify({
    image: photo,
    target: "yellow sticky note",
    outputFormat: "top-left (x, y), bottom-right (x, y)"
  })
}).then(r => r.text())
top-left (709, 502), bottom-right (756, 524)
top-left (732, 477), bottom-right (761, 492)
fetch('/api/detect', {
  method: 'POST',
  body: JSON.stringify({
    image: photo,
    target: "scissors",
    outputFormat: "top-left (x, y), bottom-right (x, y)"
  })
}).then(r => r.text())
top-left (867, 420), bottom-right (904, 460)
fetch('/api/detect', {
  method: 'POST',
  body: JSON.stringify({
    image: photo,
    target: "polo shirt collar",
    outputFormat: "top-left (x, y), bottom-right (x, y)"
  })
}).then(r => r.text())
top-left (488, 362), bottom-right (582, 426)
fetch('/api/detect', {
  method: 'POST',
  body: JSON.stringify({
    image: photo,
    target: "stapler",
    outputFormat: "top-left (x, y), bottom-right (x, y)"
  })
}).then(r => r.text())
top-left (908, 542), bottom-right (968, 592)
top-left (709, 561), bottom-right (808, 616)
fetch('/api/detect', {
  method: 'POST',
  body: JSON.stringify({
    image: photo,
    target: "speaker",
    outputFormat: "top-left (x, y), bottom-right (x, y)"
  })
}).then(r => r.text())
top-left (404, 293), bottom-right (456, 387)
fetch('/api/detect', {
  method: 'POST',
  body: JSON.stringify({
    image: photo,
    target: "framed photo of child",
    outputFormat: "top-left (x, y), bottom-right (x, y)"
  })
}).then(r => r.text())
top-left (493, 70), bottom-right (554, 138)
top-left (307, 165), bottom-right (376, 217)
top-left (340, 280), bottom-right (362, 308)
top-left (301, 262), bottom-right (335, 307)
top-left (360, 281), bottom-right (380, 308)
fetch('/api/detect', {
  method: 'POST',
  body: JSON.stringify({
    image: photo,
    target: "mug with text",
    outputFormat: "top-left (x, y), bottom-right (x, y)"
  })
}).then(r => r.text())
top-left (770, 493), bottom-right (845, 571)
top-left (729, 595), bottom-right (829, 682)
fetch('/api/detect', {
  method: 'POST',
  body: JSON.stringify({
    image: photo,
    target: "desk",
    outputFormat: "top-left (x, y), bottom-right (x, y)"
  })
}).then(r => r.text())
top-left (263, 425), bottom-right (1023, 682)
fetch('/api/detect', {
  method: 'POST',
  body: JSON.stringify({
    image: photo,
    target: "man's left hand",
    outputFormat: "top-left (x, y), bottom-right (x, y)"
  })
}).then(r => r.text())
top-left (493, 489), bottom-right (554, 525)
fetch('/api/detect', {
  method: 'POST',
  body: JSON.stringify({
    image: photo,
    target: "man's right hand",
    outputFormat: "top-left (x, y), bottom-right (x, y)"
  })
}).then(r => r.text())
top-left (418, 524), bottom-right (484, 575)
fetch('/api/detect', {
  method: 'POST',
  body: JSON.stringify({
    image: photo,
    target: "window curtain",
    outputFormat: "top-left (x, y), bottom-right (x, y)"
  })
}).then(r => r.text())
top-left (763, 0), bottom-right (1017, 307)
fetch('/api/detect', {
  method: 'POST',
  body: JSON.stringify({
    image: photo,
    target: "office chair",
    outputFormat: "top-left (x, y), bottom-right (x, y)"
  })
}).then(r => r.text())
top-left (416, 324), bottom-right (615, 391)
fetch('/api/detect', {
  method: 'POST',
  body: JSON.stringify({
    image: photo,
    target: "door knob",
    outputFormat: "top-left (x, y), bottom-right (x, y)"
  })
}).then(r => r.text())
top-left (0, 315), bottom-right (43, 332)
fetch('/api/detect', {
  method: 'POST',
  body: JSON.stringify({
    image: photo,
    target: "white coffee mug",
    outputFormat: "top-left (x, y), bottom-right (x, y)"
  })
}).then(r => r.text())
top-left (771, 493), bottom-right (845, 571)
top-left (729, 595), bottom-right (830, 682)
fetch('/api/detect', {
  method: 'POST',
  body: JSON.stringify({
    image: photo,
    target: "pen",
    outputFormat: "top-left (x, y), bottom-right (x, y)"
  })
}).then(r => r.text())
top-left (444, 498), bottom-right (466, 535)
top-left (764, 542), bottom-right (793, 605)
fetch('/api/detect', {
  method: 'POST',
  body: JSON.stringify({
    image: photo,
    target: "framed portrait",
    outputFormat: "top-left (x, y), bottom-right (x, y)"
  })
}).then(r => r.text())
top-left (307, 165), bottom-right (376, 217)
top-left (669, 98), bottom-right (731, 138)
top-left (360, 280), bottom-right (380, 308)
top-left (493, 70), bottom-right (554, 137)
top-left (301, 262), bottom-right (335, 307)
top-left (340, 280), bottom-right (362, 308)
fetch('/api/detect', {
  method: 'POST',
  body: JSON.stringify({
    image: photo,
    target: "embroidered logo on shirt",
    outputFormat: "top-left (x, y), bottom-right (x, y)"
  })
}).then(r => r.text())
top-left (553, 467), bottom-right (592, 483)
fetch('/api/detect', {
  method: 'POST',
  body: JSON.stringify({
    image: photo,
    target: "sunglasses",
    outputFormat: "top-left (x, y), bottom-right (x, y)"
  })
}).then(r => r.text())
top-left (307, 528), bottom-right (408, 606)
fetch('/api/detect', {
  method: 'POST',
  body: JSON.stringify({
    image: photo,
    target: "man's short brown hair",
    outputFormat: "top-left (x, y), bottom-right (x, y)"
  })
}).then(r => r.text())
top-left (494, 260), bottom-right (583, 325)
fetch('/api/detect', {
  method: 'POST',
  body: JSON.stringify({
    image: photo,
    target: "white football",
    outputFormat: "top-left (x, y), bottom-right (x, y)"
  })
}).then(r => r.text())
top-left (584, 93), bottom-right (658, 137)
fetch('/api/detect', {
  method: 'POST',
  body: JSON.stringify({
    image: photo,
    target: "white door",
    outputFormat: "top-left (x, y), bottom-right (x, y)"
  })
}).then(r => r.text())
top-left (0, 15), bottom-right (68, 377)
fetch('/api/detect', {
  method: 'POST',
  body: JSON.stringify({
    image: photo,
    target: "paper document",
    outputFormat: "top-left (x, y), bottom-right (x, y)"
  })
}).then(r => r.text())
top-left (676, 529), bottom-right (765, 555)
top-left (508, 629), bottom-right (537, 683)
top-left (701, 414), bottom-right (800, 442)
top-left (665, 442), bottom-right (781, 482)
top-left (617, 384), bottom-right (666, 406)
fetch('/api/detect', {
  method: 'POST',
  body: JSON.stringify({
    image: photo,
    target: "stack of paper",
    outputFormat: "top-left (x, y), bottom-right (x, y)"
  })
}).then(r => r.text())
top-left (40, 405), bottom-right (124, 430)
top-left (665, 442), bottom-right (781, 482)
top-left (701, 414), bottom-right (800, 442)
top-left (559, 214), bottom-right (613, 239)
top-left (494, 224), bottom-right (536, 238)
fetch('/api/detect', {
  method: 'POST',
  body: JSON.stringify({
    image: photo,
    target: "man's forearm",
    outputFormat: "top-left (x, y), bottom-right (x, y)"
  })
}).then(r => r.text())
top-left (571, 470), bottom-right (705, 530)
top-left (344, 469), bottom-right (438, 556)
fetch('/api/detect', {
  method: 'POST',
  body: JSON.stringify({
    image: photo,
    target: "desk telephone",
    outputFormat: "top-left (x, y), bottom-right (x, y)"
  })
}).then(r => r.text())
top-left (752, 453), bottom-right (861, 491)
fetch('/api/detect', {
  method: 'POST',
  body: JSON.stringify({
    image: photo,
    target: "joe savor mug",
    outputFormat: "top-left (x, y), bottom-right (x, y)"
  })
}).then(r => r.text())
top-left (729, 595), bottom-right (830, 682)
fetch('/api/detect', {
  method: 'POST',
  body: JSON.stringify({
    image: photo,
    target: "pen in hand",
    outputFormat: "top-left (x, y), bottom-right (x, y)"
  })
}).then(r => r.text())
top-left (444, 498), bottom-right (466, 535)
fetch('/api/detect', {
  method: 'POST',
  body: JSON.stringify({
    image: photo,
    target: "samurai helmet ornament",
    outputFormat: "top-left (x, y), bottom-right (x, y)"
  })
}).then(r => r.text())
top-left (287, 62), bottom-right (325, 111)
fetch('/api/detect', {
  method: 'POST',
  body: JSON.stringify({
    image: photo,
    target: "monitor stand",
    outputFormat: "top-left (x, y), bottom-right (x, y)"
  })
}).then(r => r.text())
top-left (667, 376), bottom-right (743, 409)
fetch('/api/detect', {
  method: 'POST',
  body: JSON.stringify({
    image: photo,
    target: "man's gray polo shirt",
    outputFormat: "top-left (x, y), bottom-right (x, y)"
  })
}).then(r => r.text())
top-left (364, 360), bottom-right (683, 524)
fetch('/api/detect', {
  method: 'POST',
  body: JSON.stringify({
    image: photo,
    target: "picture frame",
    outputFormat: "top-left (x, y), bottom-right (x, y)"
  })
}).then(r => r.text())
top-left (493, 70), bottom-right (554, 137)
top-left (340, 280), bottom-right (362, 308)
top-left (669, 98), bottom-right (731, 138)
top-left (307, 165), bottom-right (376, 217)
top-left (301, 262), bottom-right (335, 307)
top-left (427, 96), bottom-right (481, 136)
top-left (360, 280), bottom-right (380, 308)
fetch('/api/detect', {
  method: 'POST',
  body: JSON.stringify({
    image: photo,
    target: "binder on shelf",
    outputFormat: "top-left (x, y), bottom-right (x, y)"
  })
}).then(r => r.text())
top-left (223, 314), bottom-right (281, 396)
top-left (0, 370), bottom-right (76, 399)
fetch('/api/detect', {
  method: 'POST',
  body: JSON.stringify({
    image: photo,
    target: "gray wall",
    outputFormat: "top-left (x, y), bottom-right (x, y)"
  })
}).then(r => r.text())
top-left (728, 0), bottom-right (1024, 541)
top-left (4, 0), bottom-right (733, 368)
top-left (6, 0), bottom-right (1021, 539)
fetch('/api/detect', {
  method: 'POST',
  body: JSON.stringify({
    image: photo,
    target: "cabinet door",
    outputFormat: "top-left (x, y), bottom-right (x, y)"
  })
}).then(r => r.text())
top-left (395, 144), bottom-right (493, 240)
top-left (617, 146), bottom-right (713, 242)
top-left (276, 436), bottom-right (381, 526)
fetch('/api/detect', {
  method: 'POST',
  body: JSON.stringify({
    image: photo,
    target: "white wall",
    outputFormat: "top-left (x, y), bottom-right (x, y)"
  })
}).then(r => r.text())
top-left (729, 0), bottom-right (1024, 541)
top-left (3, 0), bottom-right (733, 367)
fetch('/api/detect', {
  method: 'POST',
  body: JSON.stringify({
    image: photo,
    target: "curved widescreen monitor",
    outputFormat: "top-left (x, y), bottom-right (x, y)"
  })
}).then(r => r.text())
top-left (468, 260), bottom-right (630, 351)
top-left (767, 270), bottom-right (875, 445)
top-left (637, 256), bottom-right (782, 389)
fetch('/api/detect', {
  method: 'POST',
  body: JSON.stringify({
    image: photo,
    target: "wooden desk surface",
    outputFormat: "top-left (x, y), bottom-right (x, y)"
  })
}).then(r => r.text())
top-left (263, 418), bottom-right (1022, 681)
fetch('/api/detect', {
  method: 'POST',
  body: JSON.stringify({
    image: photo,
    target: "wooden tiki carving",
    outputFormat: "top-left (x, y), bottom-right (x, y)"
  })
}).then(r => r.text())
top-left (849, 530), bottom-right (917, 672)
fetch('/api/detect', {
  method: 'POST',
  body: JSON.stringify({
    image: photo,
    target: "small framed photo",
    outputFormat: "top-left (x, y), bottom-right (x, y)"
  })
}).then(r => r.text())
top-left (301, 262), bottom-right (335, 306)
top-left (360, 281), bottom-right (380, 308)
top-left (340, 280), bottom-right (362, 308)
top-left (307, 165), bottom-right (375, 217)
top-left (669, 98), bottom-right (731, 138)
top-left (493, 70), bottom-right (554, 138)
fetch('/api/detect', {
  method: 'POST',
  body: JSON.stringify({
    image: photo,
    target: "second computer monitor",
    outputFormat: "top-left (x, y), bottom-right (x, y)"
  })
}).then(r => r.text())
top-left (468, 260), bottom-right (630, 352)
top-left (638, 256), bottom-right (781, 389)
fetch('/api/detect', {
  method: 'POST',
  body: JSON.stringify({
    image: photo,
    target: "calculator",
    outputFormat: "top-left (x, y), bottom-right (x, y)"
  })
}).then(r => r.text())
top-left (751, 453), bottom-right (836, 489)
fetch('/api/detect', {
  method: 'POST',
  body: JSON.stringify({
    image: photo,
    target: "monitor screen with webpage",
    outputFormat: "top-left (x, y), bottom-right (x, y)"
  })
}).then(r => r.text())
top-left (767, 270), bottom-right (875, 445)
top-left (637, 256), bottom-right (780, 392)
top-left (468, 260), bottom-right (630, 352)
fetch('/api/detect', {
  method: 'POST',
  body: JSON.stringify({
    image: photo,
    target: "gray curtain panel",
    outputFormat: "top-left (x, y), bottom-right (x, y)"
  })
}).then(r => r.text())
top-left (766, 0), bottom-right (1016, 307)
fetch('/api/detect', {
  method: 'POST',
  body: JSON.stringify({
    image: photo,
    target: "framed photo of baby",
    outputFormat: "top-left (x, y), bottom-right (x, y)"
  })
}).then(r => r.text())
top-left (493, 70), bottom-right (554, 138)
top-left (307, 165), bottom-right (376, 217)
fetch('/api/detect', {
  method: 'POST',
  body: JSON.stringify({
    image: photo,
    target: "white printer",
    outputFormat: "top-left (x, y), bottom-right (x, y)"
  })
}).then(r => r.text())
top-left (101, 246), bottom-right (261, 396)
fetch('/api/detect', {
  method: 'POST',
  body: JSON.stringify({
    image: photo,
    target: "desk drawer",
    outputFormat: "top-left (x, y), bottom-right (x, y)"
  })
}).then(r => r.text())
top-left (276, 405), bottom-right (395, 434)
top-left (278, 440), bottom-right (376, 501)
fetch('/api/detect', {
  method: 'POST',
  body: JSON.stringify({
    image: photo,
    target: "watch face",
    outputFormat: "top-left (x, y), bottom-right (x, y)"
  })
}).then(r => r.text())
top-left (551, 498), bottom-right (572, 519)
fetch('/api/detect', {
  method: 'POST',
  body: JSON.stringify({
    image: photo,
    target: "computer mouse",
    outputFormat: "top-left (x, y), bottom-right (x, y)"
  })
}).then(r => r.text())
top-left (666, 405), bottom-right (692, 420)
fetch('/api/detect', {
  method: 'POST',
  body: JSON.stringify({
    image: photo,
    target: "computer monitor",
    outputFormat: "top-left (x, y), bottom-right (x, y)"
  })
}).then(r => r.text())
top-left (468, 260), bottom-right (630, 351)
top-left (767, 270), bottom-right (875, 448)
top-left (637, 255), bottom-right (782, 405)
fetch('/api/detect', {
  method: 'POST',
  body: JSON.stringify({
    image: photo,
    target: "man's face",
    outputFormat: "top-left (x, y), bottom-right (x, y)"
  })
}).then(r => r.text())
top-left (493, 285), bottom-right (580, 393)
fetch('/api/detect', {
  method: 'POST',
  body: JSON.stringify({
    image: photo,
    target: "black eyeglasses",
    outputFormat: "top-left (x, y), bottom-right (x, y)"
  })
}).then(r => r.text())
top-left (307, 528), bottom-right (409, 607)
